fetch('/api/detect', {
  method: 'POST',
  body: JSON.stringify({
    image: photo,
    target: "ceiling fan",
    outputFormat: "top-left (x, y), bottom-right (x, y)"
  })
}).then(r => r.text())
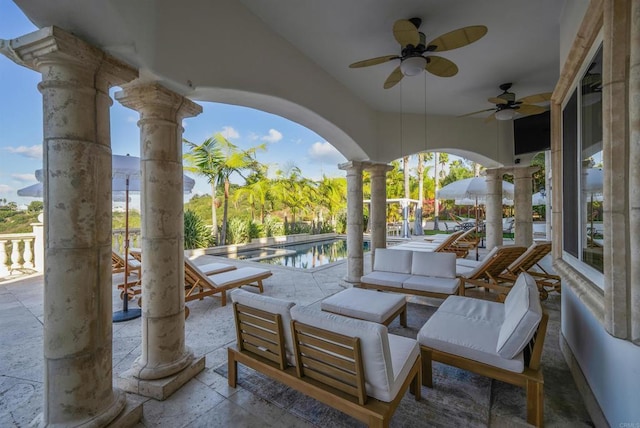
top-left (349, 18), bottom-right (487, 89)
top-left (459, 83), bottom-right (552, 121)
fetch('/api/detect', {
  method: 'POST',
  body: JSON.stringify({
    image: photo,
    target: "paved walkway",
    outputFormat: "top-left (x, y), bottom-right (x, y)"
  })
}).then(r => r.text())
top-left (0, 242), bottom-right (589, 427)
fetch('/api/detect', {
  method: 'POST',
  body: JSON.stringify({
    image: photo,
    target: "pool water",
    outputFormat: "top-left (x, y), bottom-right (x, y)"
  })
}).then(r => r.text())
top-left (223, 238), bottom-right (370, 269)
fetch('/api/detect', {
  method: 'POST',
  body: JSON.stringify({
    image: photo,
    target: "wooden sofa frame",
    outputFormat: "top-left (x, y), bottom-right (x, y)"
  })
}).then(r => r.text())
top-left (420, 312), bottom-right (549, 427)
top-left (228, 302), bottom-right (421, 428)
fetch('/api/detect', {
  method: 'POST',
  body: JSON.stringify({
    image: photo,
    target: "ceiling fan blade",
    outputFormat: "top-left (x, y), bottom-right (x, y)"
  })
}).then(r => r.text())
top-left (457, 108), bottom-right (496, 118)
top-left (517, 92), bottom-right (552, 104)
top-left (426, 25), bottom-right (488, 52)
top-left (484, 113), bottom-right (496, 123)
top-left (349, 55), bottom-right (399, 68)
top-left (516, 104), bottom-right (547, 116)
top-left (393, 19), bottom-right (420, 47)
top-left (383, 66), bottom-right (404, 89)
top-left (488, 97), bottom-right (508, 105)
top-left (425, 56), bottom-right (458, 77)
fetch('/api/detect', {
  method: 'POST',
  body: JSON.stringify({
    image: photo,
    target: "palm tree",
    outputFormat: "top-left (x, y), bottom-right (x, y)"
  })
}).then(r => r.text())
top-left (317, 176), bottom-right (347, 229)
top-left (273, 162), bottom-right (316, 229)
top-left (183, 135), bottom-right (225, 241)
top-left (235, 166), bottom-right (273, 223)
top-left (184, 133), bottom-right (265, 245)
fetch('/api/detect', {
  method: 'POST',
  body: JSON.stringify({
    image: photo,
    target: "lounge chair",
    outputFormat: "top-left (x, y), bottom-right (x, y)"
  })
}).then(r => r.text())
top-left (495, 241), bottom-right (560, 299)
top-left (456, 245), bottom-right (527, 299)
top-left (112, 250), bottom-right (141, 277)
top-left (184, 258), bottom-right (272, 307)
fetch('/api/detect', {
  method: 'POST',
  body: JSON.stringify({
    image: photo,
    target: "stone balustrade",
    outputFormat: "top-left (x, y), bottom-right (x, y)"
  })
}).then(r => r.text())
top-left (1, 227), bottom-right (142, 279)
top-left (112, 228), bottom-right (141, 254)
top-left (0, 233), bottom-right (36, 277)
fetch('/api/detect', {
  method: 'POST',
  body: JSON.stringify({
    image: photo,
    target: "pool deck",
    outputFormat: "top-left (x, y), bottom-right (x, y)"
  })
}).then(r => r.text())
top-left (0, 240), bottom-right (591, 427)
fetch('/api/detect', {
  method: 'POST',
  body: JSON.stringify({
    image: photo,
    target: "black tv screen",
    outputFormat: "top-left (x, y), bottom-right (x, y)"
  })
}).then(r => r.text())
top-left (514, 110), bottom-right (551, 155)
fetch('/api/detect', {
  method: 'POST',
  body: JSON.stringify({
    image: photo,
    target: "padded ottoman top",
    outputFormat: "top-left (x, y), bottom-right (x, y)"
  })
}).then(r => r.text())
top-left (321, 288), bottom-right (406, 324)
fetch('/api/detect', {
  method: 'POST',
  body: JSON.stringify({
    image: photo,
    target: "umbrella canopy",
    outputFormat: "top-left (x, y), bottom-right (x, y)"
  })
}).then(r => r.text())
top-left (18, 182), bottom-right (132, 202)
top-left (455, 197), bottom-right (513, 206)
top-left (583, 168), bottom-right (603, 193)
top-left (437, 177), bottom-right (514, 200)
top-left (532, 191), bottom-right (547, 206)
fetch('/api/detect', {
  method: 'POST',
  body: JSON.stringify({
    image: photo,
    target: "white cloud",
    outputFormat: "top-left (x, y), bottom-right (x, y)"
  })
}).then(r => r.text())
top-left (221, 126), bottom-right (239, 139)
top-left (248, 132), bottom-right (260, 141)
top-left (11, 173), bottom-right (36, 182)
top-left (4, 145), bottom-right (42, 159)
top-left (261, 129), bottom-right (283, 143)
top-left (308, 141), bottom-right (345, 164)
top-left (0, 184), bottom-right (12, 193)
top-left (126, 115), bottom-right (138, 123)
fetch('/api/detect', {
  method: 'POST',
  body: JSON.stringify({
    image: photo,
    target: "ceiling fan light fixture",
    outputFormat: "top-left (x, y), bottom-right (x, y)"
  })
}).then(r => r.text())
top-left (400, 56), bottom-right (426, 76)
top-left (495, 108), bottom-right (516, 121)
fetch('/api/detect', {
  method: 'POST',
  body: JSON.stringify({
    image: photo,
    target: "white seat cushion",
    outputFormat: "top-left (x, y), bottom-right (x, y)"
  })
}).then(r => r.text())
top-left (496, 272), bottom-right (543, 359)
top-left (456, 246), bottom-right (500, 278)
top-left (196, 262), bottom-right (235, 275)
top-left (402, 276), bottom-right (460, 295)
top-left (456, 258), bottom-right (481, 269)
top-left (208, 267), bottom-right (270, 286)
top-left (360, 271), bottom-right (411, 289)
top-left (321, 288), bottom-right (405, 323)
top-left (417, 297), bottom-right (524, 373)
top-left (410, 251), bottom-right (457, 278)
top-left (230, 288), bottom-right (296, 365)
top-left (291, 305), bottom-right (403, 402)
top-left (387, 334), bottom-right (421, 399)
top-left (373, 248), bottom-right (413, 274)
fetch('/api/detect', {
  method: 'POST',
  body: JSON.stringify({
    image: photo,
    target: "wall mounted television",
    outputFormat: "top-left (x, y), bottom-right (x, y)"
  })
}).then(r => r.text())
top-left (513, 110), bottom-right (551, 155)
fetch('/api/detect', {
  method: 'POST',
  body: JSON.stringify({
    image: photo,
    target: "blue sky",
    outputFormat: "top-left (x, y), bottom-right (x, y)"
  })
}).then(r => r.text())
top-left (0, 1), bottom-right (347, 207)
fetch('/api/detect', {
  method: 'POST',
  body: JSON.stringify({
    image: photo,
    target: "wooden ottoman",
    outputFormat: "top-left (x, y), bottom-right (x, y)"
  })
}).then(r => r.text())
top-left (321, 287), bottom-right (407, 327)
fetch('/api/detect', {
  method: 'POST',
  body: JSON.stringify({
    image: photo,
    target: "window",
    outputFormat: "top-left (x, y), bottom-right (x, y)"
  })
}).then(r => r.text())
top-left (562, 44), bottom-right (604, 277)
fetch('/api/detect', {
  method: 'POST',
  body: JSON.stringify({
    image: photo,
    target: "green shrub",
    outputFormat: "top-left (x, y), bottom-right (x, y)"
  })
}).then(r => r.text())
top-left (262, 216), bottom-right (284, 237)
top-left (184, 210), bottom-right (212, 249)
top-left (227, 217), bottom-right (262, 244)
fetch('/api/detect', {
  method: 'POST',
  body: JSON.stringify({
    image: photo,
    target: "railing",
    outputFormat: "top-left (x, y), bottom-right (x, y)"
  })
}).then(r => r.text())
top-left (0, 233), bottom-right (36, 277)
top-left (112, 228), bottom-right (141, 254)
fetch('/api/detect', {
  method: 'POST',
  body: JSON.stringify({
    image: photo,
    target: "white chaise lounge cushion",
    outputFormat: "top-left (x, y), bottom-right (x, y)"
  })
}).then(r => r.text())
top-left (456, 246), bottom-right (500, 278)
top-left (403, 276), bottom-right (460, 295)
top-left (410, 251), bottom-right (457, 278)
top-left (208, 267), bottom-right (270, 286)
top-left (373, 248), bottom-right (413, 274)
top-left (291, 305), bottom-right (419, 403)
top-left (496, 272), bottom-right (543, 359)
top-left (196, 262), bottom-right (235, 275)
top-left (230, 288), bottom-right (296, 365)
top-left (417, 296), bottom-right (525, 373)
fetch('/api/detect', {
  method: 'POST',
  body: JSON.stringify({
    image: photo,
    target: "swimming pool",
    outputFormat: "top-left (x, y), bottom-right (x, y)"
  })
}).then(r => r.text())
top-left (222, 238), bottom-right (370, 269)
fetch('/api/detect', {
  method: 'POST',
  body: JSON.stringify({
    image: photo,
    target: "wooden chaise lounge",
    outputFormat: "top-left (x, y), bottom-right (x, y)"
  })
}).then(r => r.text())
top-left (495, 241), bottom-right (561, 298)
top-left (456, 245), bottom-right (527, 299)
top-left (184, 258), bottom-right (271, 306)
top-left (418, 272), bottom-right (548, 427)
top-left (228, 289), bottom-right (422, 428)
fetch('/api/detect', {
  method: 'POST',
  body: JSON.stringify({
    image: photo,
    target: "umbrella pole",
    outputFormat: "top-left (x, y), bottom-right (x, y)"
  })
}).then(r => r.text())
top-left (475, 197), bottom-right (479, 261)
top-left (113, 176), bottom-right (141, 322)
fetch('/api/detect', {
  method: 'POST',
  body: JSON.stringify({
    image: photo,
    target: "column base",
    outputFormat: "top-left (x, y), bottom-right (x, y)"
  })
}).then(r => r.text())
top-left (36, 389), bottom-right (141, 428)
top-left (117, 355), bottom-right (205, 401)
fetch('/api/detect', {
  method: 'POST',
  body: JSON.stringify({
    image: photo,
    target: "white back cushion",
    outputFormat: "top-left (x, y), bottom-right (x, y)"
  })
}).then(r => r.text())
top-left (290, 305), bottom-right (394, 401)
top-left (230, 289), bottom-right (296, 365)
top-left (373, 248), bottom-right (413, 274)
top-left (411, 251), bottom-right (456, 278)
top-left (496, 273), bottom-right (543, 358)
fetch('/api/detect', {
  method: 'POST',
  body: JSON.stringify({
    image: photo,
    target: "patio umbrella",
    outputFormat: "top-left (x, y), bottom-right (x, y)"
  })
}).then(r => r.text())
top-left (583, 168), bottom-right (603, 242)
top-left (438, 177), bottom-right (515, 260)
top-left (25, 155), bottom-right (195, 322)
top-left (532, 191), bottom-right (547, 206)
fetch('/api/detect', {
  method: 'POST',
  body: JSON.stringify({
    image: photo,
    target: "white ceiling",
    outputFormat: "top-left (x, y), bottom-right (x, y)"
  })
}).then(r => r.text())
top-left (15, 0), bottom-right (565, 119)
top-left (238, 0), bottom-right (565, 116)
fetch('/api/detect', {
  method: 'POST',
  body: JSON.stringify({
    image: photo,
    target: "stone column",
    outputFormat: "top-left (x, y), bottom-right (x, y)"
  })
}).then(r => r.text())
top-left (339, 161), bottom-right (364, 284)
top-left (367, 163), bottom-right (393, 268)
top-left (1, 27), bottom-right (140, 426)
top-left (116, 83), bottom-right (203, 399)
top-left (485, 168), bottom-right (503, 250)
top-left (513, 166), bottom-right (538, 247)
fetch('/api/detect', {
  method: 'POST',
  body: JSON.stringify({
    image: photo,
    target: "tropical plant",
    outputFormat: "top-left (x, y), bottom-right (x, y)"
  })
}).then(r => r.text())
top-left (184, 133), bottom-right (265, 245)
top-left (226, 217), bottom-right (261, 244)
top-left (184, 210), bottom-right (213, 249)
top-left (316, 175), bottom-right (347, 229)
top-left (234, 165), bottom-right (273, 223)
top-left (273, 162), bottom-right (316, 226)
top-left (262, 215), bottom-right (284, 237)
